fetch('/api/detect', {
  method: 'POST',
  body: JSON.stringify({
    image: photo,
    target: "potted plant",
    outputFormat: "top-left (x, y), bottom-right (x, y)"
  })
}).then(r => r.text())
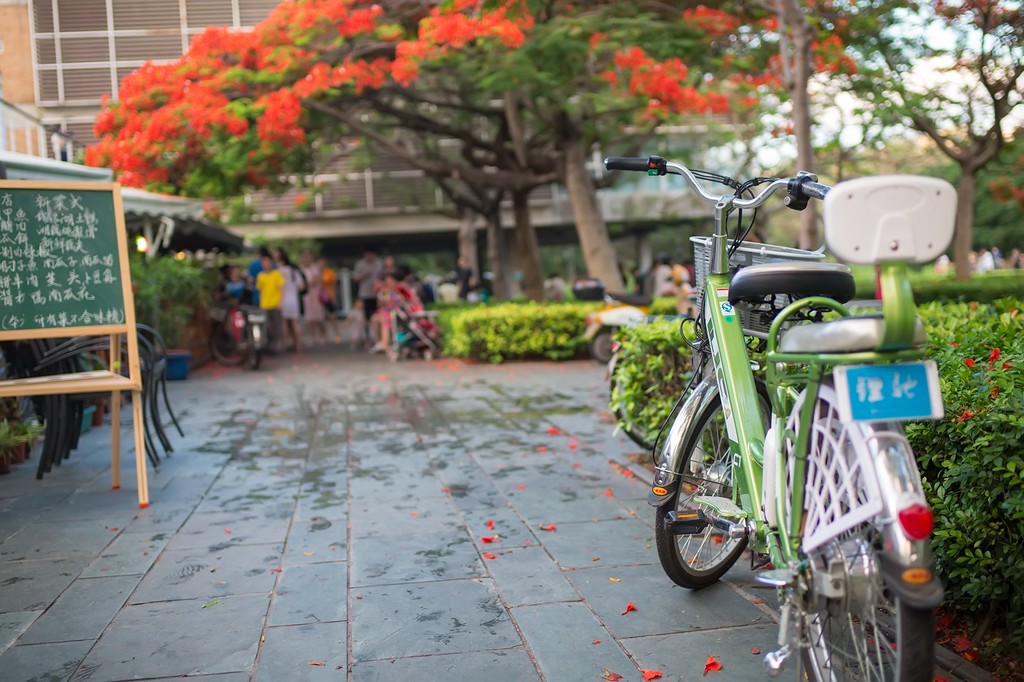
top-left (0, 420), bottom-right (17, 474)
top-left (12, 419), bottom-right (43, 462)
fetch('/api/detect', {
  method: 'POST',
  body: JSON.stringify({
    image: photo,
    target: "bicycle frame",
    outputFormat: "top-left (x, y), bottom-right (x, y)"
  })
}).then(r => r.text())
top-left (647, 168), bottom-right (932, 571)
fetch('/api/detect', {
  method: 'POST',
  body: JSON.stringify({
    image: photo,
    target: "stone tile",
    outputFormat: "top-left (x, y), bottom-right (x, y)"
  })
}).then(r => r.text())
top-left (350, 533), bottom-right (482, 587)
top-left (284, 516), bottom-right (346, 565)
top-left (0, 639), bottom-right (94, 682)
top-left (349, 496), bottom-right (459, 540)
top-left (71, 594), bottom-right (268, 682)
top-left (511, 601), bottom-right (637, 682)
top-left (484, 545), bottom-right (580, 608)
top-left (135, 674), bottom-right (251, 682)
top-left (502, 481), bottom-right (632, 526)
top-left (352, 649), bottom-right (540, 682)
top-left (255, 622), bottom-right (346, 682)
top-left (458, 504), bottom-right (539, 550)
top-left (164, 510), bottom-right (291, 551)
top-left (0, 519), bottom-right (119, 562)
top-left (0, 557), bottom-right (87, 611)
top-left (30, 490), bottom-right (143, 525)
top-left (567, 563), bottom-right (772, 638)
top-left (269, 562), bottom-right (346, 626)
top-left (18, 575), bottom-right (140, 644)
top-left (620, 625), bottom-right (798, 681)
top-left (350, 578), bottom-right (520, 661)
top-left (80, 530), bottom-right (173, 577)
top-left (130, 542), bottom-right (282, 603)
top-left (123, 500), bottom-right (197, 534)
top-left (0, 611), bottom-right (39, 654)
top-left (537, 516), bottom-right (656, 569)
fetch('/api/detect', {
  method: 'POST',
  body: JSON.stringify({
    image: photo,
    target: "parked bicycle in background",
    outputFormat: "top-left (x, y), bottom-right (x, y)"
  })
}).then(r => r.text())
top-left (605, 154), bottom-right (953, 681)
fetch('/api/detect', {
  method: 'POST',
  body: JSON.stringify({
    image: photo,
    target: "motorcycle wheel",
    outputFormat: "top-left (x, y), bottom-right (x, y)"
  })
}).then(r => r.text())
top-left (209, 324), bottom-right (245, 367)
top-left (588, 328), bottom-right (614, 364)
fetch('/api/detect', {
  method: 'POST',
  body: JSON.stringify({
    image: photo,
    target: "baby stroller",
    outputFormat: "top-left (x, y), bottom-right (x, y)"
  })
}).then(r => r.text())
top-left (387, 305), bottom-right (442, 361)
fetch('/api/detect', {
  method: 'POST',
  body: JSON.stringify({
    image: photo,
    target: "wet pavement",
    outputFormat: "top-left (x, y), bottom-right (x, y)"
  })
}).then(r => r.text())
top-left (0, 348), bottom-right (900, 681)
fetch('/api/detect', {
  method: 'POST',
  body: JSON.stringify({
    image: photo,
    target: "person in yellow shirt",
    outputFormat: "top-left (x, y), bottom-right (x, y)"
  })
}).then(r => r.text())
top-left (256, 253), bottom-right (284, 354)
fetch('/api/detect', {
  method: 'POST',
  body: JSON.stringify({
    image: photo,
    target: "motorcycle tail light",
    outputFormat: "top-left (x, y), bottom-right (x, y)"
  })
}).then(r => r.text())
top-left (897, 502), bottom-right (934, 540)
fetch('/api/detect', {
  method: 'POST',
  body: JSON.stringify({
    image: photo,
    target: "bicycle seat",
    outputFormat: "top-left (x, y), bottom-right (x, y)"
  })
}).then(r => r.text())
top-left (606, 292), bottom-right (652, 307)
top-left (728, 262), bottom-right (855, 305)
top-left (779, 315), bottom-right (927, 353)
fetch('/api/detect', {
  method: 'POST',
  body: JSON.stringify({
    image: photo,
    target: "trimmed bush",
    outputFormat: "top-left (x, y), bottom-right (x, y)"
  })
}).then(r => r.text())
top-left (905, 298), bottom-right (1024, 647)
top-left (444, 301), bottom-right (600, 362)
top-left (612, 297), bottom-right (1024, 647)
top-left (850, 266), bottom-right (1024, 303)
top-left (610, 318), bottom-right (694, 446)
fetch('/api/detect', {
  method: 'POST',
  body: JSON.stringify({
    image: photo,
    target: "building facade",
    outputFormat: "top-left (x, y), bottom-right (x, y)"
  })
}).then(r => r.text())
top-left (0, 0), bottom-right (277, 156)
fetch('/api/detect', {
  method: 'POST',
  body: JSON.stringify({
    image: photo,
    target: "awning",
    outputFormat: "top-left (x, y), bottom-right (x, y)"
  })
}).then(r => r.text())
top-left (0, 150), bottom-right (242, 253)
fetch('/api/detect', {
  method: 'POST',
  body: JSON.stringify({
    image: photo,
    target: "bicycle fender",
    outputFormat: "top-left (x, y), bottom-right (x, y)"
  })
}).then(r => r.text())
top-left (648, 376), bottom-right (720, 507)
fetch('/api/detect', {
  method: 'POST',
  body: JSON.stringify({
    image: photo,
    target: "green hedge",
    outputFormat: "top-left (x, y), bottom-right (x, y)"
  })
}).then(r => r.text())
top-left (905, 298), bottom-right (1024, 648)
top-left (443, 301), bottom-right (600, 363)
top-left (850, 266), bottom-right (1024, 303)
top-left (613, 298), bottom-right (1024, 648)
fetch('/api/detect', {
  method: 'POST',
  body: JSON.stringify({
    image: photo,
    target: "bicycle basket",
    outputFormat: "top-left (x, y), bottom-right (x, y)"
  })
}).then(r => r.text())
top-left (690, 236), bottom-right (826, 334)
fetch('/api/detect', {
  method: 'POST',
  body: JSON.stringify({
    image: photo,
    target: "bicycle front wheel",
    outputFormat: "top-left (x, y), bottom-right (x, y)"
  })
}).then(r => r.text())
top-left (789, 382), bottom-right (934, 681)
top-left (654, 387), bottom-right (768, 589)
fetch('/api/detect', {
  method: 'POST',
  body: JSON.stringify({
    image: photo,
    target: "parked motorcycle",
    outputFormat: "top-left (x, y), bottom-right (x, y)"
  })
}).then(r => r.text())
top-left (208, 304), bottom-right (266, 370)
top-left (583, 292), bottom-right (651, 363)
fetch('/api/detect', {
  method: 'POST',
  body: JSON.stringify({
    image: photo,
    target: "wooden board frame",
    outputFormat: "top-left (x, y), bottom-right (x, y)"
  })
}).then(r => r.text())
top-left (0, 181), bottom-right (149, 506)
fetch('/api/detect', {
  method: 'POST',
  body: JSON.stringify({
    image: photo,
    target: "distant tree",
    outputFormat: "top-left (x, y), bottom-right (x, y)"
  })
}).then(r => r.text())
top-left (850, 0), bottom-right (1024, 279)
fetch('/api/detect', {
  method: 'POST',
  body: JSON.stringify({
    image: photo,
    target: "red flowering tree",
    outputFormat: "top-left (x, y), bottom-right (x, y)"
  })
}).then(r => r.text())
top-left (88, 0), bottom-right (789, 294)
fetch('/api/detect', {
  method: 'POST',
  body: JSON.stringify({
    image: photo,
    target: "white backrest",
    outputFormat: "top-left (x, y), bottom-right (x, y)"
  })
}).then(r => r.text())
top-left (823, 175), bottom-right (957, 265)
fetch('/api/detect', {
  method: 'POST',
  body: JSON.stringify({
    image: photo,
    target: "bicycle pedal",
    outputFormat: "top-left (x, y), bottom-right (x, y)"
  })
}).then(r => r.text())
top-left (693, 496), bottom-right (748, 519)
top-left (664, 510), bottom-right (708, 535)
top-left (754, 568), bottom-right (797, 588)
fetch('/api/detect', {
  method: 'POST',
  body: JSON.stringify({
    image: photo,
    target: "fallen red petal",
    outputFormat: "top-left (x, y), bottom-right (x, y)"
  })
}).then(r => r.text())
top-left (270, 567), bottom-right (283, 573)
top-left (538, 446), bottom-right (548, 453)
top-left (224, 527), bottom-right (231, 534)
top-left (516, 485), bottom-right (527, 490)
top-left (751, 647), bottom-right (761, 655)
top-left (568, 442), bottom-right (578, 449)
top-left (621, 601), bottom-right (637, 615)
top-left (541, 524), bottom-right (556, 532)
top-left (603, 488), bottom-right (614, 497)
top-left (641, 670), bottom-right (663, 681)
top-left (592, 639), bottom-right (602, 645)
top-left (486, 519), bottom-right (495, 530)
top-left (952, 635), bottom-right (972, 653)
top-left (546, 427), bottom-right (561, 435)
top-left (601, 670), bottom-right (623, 681)
top-left (482, 552), bottom-right (498, 559)
top-left (307, 661), bottom-right (325, 666)
top-left (703, 655), bottom-right (722, 676)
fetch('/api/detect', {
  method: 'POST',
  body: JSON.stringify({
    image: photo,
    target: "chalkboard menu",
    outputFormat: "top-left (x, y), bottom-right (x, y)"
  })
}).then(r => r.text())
top-left (0, 181), bottom-right (131, 339)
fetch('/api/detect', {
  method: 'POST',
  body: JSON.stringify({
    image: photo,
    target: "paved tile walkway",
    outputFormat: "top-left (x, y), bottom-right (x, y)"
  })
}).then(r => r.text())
top-left (0, 349), bottom-right (960, 681)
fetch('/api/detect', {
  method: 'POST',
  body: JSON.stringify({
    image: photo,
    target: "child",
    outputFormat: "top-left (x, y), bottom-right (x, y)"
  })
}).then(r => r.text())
top-left (343, 298), bottom-right (367, 350)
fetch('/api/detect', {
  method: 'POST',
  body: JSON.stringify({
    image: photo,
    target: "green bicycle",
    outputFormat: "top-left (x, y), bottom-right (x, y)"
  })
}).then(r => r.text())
top-left (605, 155), bottom-right (953, 681)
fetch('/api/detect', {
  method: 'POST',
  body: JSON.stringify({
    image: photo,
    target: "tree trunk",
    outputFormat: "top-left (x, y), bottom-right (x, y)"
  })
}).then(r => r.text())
top-left (457, 212), bottom-right (478, 277)
top-left (485, 208), bottom-right (510, 299)
top-left (954, 166), bottom-right (977, 281)
top-left (561, 137), bottom-right (625, 292)
top-left (511, 189), bottom-right (544, 300)
top-left (779, 0), bottom-right (820, 250)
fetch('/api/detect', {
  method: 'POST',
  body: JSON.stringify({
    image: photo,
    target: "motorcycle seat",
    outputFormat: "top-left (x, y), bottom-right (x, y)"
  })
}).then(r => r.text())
top-left (606, 292), bottom-right (652, 307)
top-left (728, 262), bottom-right (855, 306)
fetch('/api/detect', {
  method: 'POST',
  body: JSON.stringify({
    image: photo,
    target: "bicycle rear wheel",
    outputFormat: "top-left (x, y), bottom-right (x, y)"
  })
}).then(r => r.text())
top-left (788, 382), bottom-right (934, 681)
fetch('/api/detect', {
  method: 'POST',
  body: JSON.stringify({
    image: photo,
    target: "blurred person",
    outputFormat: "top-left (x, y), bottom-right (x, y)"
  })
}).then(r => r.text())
top-left (300, 252), bottom-right (327, 346)
top-left (544, 272), bottom-right (566, 301)
top-left (353, 248), bottom-right (383, 344)
top-left (255, 252), bottom-right (284, 354)
top-left (318, 256), bottom-right (343, 343)
top-left (276, 248), bottom-right (305, 353)
top-left (1008, 248), bottom-right (1021, 269)
top-left (456, 255), bottom-right (474, 299)
top-left (977, 248), bottom-right (996, 273)
top-left (650, 253), bottom-right (678, 297)
top-left (247, 246), bottom-right (271, 305)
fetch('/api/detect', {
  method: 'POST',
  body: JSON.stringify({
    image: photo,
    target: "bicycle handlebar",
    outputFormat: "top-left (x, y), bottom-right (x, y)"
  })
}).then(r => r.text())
top-left (603, 155), bottom-right (831, 211)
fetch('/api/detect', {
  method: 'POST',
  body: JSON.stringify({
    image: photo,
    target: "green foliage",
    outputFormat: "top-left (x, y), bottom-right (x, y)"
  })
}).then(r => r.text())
top-left (849, 266), bottom-right (1024, 303)
top-left (905, 298), bottom-right (1024, 649)
top-left (443, 302), bottom-right (599, 363)
top-left (609, 319), bottom-right (694, 443)
top-left (648, 297), bottom-right (680, 315)
top-left (130, 254), bottom-right (211, 348)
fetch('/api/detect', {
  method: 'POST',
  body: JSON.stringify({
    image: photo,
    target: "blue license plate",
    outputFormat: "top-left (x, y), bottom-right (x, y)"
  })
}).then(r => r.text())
top-left (833, 361), bottom-right (944, 422)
